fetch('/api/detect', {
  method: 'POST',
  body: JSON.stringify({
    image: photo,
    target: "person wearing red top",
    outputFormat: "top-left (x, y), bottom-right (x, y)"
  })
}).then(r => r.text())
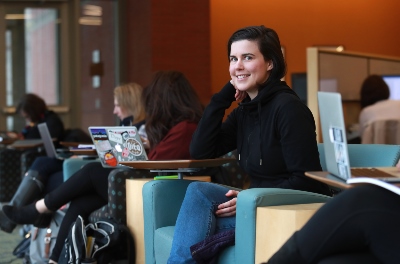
top-left (3, 70), bottom-right (204, 263)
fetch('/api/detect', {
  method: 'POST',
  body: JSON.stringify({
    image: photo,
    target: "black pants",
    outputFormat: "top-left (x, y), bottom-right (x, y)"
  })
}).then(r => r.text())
top-left (294, 184), bottom-right (400, 263)
top-left (29, 156), bottom-right (64, 193)
top-left (43, 162), bottom-right (113, 261)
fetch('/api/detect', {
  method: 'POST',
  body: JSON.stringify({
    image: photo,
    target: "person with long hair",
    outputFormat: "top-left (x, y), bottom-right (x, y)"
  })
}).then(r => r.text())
top-left (0, 83), bottom-right (145, 234)
top-left (2, 71), bottom-right (203, 263)
top-left (167, 25), bottom-right (331, 263)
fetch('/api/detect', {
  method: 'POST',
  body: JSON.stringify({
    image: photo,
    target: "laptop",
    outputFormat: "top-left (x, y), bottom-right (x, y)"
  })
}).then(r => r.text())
top-left (88, 126), bottom-right (148, 168)
top-left (317, 91), bottom-right (398, 181)
top-left (38, 123), bottom-right (73, 160)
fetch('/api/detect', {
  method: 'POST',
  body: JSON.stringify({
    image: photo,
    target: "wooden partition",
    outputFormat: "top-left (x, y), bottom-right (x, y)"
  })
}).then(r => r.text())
top-left (307, 48), bottom-right (400, 142)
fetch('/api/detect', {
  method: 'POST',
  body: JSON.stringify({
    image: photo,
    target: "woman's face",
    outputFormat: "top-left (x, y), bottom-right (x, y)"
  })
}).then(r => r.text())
top-left (113, 98), bottom-right (129, 121)
top-left (229, 40), bottom-right (273, 99)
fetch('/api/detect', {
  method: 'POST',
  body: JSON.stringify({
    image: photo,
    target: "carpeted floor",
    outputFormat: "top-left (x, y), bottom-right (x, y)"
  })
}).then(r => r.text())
top-left (0, 225), bottom-right (25, 264)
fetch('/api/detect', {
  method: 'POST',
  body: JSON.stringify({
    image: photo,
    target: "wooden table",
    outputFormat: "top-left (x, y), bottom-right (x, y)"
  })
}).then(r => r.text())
top-left (256, 203), bottom-right (324, 262)
top-left (6, 139), bottom-right (44, 150)
top-left (305, 167), bottom-right (400, 189)
top-left (120, 158), bottom-right (235, 179)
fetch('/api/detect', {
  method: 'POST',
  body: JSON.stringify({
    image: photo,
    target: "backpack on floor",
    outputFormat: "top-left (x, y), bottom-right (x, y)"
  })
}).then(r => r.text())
top-left (29, 209), bottom-right (65, 264)
top-left (58, 215), bottom-right (134, 264)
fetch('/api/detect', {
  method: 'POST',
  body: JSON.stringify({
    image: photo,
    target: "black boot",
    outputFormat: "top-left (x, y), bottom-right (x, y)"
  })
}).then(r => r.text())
top-left (0, 170), bottom-right (44, 233)
top-left (3, 202), bottom-right (52, 228)
top-left (264, 232), bottom-right (306, 264)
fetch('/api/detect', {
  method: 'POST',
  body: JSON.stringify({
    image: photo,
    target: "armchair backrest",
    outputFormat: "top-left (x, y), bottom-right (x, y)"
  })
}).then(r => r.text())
top-left (317, 143), bottom-right (400, 170)
top-left (362, 119), bottom-right (400, 144)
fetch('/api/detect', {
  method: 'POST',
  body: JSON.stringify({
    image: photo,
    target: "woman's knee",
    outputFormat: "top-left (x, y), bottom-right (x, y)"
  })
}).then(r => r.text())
top-left (186, 182), bottom-right (230, 203)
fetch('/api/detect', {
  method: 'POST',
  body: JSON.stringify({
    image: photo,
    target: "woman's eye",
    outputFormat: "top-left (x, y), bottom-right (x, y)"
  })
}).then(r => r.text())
top-left (244, 56), bottom-right (252, 60)
top-left (229, 57), bottom-right (237, 62)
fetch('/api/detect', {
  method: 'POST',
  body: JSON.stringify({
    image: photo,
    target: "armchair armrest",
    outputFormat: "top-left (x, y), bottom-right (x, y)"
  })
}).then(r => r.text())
top-left (234, 188), bottom-right (332, 264)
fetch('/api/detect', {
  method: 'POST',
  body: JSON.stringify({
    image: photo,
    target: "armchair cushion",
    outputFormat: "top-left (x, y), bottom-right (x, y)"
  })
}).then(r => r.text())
top-left (142, 180), bottom-right (332, 264)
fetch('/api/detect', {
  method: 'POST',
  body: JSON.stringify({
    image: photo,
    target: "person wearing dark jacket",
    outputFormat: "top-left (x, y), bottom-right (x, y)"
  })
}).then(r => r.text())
top-left (16, 93), bottom-right (64, 141)
top-left (167, 25), bottom-right (331, 263)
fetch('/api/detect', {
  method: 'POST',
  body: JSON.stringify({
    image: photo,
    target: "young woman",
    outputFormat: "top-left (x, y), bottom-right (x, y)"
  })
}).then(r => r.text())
top-left (0, 83), bottom-right (145, 234)
top-left (167, 25), bottom-right (332, 263)
top-left (3, 70), bottom-right (203, 263)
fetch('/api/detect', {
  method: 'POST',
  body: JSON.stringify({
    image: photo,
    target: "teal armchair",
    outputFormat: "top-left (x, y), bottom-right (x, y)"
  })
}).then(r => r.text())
top-left (142, 180), bottom-right (331, 264)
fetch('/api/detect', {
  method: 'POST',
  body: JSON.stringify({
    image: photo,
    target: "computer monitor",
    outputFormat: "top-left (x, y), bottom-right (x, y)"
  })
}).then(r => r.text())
top-left (382, 75), bottom-right (400, 100)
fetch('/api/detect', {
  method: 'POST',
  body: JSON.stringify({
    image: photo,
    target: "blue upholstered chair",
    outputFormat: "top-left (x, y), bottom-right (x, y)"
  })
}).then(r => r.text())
top-left (141, 144), bottom-right (400, 264)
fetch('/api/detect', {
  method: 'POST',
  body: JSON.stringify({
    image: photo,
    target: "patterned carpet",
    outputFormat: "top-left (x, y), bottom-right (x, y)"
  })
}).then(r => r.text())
top-left (0, 225), bottom-right (25, 264)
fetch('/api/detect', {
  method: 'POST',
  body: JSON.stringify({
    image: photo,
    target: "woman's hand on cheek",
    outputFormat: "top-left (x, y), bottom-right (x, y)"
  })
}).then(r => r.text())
top-left (230, 80), bottom-right (246, 101)
top-left (235, 89), bottom-right (247, 101)
top-left (215, 190), bottom-right (240, 217)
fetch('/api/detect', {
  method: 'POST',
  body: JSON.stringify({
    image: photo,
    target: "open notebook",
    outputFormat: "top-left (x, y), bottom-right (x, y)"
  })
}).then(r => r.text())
top-left (88, 126), bottom-right (148, 168)
top-left (317, 91), bottom-right (398, 181)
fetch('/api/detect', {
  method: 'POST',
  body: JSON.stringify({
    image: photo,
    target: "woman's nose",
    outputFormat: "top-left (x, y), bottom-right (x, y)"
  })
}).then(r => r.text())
top-left (235, 59), bottom-right (244, 69)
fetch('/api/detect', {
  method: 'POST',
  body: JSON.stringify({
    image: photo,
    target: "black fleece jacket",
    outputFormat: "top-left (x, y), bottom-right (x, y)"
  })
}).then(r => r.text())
top-left (190, 80), bottom-right (331, 196)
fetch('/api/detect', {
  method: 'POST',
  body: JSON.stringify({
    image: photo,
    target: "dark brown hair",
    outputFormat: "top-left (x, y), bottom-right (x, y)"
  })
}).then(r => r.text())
top-left (143, 71), bottom-right (203, 149)
top-left (16, 93), bottom-right (48, 123)
top-left (360, 75), bottom-right (390, 108)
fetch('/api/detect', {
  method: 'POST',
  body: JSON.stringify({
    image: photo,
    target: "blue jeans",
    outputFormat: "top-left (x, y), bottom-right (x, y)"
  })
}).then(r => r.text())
top-left (168, 182), bottom-right (237, 264)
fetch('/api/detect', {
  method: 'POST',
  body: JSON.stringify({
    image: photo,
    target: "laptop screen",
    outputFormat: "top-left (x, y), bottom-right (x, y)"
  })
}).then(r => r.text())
top-left (37, 123), bottom-right (57, 158)
top-left (317, 92), bottom-right (351, 180)
top-left (88, 126), bottom-right (148, 168)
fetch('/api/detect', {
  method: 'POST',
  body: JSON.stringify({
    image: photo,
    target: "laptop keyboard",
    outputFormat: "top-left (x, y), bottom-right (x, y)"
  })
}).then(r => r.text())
top-left (350, 168), bottom-right (396, 178)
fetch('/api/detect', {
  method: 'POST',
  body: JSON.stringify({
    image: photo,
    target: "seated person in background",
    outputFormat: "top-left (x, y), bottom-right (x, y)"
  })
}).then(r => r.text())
top-left (3, 70), bottom-right (204, 263)
top-left (167, 25), bottom-right (331, 263)
top-left (15, 93), bottom-right (65, 141)
top-left (265, 185), bottom-right (400, 264)
top-left (359, 74), bottom-right (400, 142)
top-left (0, 83), bottom-right (145, 233)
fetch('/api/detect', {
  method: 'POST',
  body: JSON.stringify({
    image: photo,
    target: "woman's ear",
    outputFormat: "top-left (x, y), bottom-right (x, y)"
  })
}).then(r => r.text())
top-left (267, 60), bottom-right (274, 71)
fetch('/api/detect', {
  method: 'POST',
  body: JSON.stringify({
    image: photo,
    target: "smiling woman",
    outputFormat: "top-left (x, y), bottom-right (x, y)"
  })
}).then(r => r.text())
top-left (167, 25), bottom-right (332, 263)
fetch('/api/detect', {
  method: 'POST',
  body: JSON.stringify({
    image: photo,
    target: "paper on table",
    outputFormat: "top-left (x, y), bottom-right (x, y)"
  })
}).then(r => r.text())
top-left (76, 144), bottom-right (95, 149)
top-left (347, 177), bottom-right (400, 195)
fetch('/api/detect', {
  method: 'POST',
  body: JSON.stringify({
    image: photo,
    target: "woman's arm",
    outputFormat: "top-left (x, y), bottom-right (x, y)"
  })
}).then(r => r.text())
top-left (190, 82), bottom-right (239, 159)
top-left (274, 97), bottom-right (326, 192)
